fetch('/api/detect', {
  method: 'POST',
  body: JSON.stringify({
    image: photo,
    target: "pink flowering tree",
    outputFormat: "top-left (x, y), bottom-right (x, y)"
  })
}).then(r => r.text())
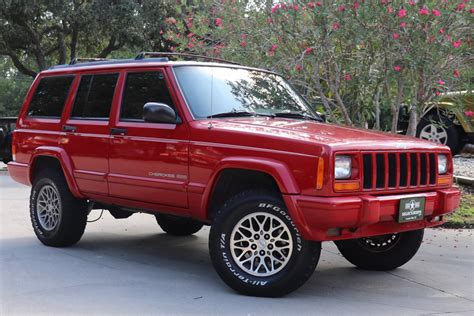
top-left (166, 0), bottom-right (472, 133)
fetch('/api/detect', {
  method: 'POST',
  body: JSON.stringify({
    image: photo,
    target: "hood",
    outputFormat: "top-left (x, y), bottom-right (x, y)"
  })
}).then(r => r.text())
top-left (199, 117), bottom-right (448, 153)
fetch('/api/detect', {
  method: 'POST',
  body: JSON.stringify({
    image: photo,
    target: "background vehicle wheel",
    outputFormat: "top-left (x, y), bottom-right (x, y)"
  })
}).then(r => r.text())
top-left (416, 113), bottom-right (463, 155)
top-left (155, 214), bottom-right (203, 236)
top-left (30, 169), bottom-right (88, 247)
top-left (209, 190), bottom-right (321, 297)
top-left (335, 229), bottom-right (424, 271)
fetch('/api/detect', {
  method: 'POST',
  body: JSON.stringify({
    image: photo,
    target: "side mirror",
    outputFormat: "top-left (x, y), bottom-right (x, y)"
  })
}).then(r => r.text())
top-left (143, 102), bottom-right (180, 124)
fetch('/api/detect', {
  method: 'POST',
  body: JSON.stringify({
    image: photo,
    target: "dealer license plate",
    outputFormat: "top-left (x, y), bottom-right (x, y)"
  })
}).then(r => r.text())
top-left (398, 197), bottom-right (425, 223)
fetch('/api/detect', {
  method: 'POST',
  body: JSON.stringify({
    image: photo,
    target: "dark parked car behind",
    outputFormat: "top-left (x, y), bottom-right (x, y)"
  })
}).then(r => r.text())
top-left (0, 117), bottom-right (16, 164)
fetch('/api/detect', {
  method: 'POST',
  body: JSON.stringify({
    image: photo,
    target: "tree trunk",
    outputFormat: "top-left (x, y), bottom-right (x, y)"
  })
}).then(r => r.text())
top-left (390, 77), bottom-right (403, 133)
top-left (406, 107), bottom-right (418, 136)
top-left (374, 86), bottom-right (381, 130)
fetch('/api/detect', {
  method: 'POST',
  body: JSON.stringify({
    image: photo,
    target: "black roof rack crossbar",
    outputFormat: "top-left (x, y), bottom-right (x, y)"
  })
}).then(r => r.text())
top-left (69, 57), bottom-right (110, 65)
top-left (135, 52), bottom-right (240, 65)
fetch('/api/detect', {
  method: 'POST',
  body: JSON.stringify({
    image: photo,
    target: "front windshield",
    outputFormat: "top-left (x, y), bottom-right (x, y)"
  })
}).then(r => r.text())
top-left (173, 65), bottom-right (319, 119)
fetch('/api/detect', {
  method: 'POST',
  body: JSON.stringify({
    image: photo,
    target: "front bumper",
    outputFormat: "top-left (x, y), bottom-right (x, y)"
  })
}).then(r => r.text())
top-left (283, 188), bottom-right (461, 241)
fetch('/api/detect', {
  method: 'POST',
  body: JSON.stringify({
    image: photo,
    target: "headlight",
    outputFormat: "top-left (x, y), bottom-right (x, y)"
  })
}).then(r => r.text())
top-left (335, 155), bottom-right (352, 179)
top-left (438, 154), bottom-right (448, 174)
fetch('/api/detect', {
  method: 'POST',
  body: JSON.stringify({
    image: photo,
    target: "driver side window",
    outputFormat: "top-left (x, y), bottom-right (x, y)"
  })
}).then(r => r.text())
top-left (120, 71), bottom-right (175, 121)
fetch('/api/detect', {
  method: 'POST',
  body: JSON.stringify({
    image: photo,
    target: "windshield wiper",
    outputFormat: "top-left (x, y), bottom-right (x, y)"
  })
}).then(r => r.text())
top-left (274, 112), bottom-right (323, 122)
top-left (207, 110), bottom-right (256, 118)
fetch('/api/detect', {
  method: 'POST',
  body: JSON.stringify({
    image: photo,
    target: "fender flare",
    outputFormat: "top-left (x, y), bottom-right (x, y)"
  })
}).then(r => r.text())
top-left (201, 156), bottom-right (300, 216)
top-left (29, 146), bottom-right (84, 199)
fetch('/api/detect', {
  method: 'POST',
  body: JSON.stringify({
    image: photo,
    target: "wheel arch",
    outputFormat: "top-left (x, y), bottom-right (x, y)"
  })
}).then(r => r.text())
top-left (29, 147), bottom-right (84, 199)
top-left (203, 157), bottom-right (300, 221)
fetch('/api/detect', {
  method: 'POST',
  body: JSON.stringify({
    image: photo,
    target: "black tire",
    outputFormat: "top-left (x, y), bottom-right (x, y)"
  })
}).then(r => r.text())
top-left (209, 190), bottom-right (321, 297)
top-left (155, 214), bottom-right (203, 236)
top-left (416, 113), bottom-right (463, 155)
top-left (30, 168), bottom-right (88, 247)
top-left (335, 229), bottom-right (424, 271)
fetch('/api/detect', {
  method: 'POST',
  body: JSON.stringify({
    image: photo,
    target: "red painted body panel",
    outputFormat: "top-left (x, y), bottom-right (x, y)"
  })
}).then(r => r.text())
top-left (8, 61), bottom-right (461, 242)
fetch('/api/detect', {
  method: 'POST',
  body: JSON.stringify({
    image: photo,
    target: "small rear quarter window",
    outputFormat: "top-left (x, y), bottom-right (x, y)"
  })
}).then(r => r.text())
top-left (27, 76), bottom-right (74, 117)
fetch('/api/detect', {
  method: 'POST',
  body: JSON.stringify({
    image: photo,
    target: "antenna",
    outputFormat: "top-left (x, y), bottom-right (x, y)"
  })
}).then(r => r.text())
top-left (208, 67), bottom-right (214, 130)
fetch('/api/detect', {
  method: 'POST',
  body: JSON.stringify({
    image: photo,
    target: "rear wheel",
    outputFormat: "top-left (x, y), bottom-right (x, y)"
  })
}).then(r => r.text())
top-left (30, 169), bottom-right (88, 247)
top-left (155, 214), bottom-right (203, 236)
top-left (209, 190), bottom-right (321, 297)
top-left (335, 229), bottom-right (424, 271)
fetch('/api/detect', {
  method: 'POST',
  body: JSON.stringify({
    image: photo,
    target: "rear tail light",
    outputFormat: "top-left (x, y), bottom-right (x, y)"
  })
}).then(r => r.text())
top-left (11, 132), bottom-right (17, 161)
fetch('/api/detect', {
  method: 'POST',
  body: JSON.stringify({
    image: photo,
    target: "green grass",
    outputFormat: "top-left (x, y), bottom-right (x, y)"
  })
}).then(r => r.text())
top-left (444, 189), bottom-right (474, 228)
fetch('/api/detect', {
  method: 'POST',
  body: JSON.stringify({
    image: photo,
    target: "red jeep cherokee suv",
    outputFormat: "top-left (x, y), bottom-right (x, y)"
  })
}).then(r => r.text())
top-left (8, 53), bottom-right (460, 297)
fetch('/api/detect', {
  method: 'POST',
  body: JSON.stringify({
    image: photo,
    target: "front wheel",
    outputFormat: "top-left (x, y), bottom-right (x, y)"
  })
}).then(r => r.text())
top-left (335, 229), bottom-right (424, 271)
top-left (209, 190), bottom-right (321, 297)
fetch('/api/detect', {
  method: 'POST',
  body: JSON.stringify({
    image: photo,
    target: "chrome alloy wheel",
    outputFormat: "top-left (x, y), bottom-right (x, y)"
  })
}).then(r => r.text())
top-left (230, 212), bottom-right (293, 277)
top-left (360, 233), bottom-right (400, 252)
top-left (419, 124), bottom-right (448, 144)
top-left (36, 184), bottom-right (61, 231)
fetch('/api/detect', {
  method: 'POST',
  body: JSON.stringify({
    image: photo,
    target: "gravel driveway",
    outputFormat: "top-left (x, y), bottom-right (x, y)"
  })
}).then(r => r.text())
top-left (454, 156), bottom-right (474, 178)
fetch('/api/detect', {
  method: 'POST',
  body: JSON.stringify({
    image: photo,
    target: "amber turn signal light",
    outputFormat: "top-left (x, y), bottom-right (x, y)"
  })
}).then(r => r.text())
top-left (437, 176), bottom-right (452, 185)
top-left (316, 157), bottom-right (324, 189)
top-left (334, 181), bottom-right (360, 191)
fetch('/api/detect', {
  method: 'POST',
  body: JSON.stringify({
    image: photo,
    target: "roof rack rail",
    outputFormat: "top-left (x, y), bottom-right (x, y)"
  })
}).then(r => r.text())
top-left (69, 57), bottom-right (110, 65)
top-left (135, 52), bottom-right (240, 65)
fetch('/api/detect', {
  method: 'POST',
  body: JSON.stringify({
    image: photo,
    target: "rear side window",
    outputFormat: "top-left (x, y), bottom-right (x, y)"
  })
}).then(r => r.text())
top-left (120, 71), bottom-right (175, 120)
top-left (27, 76), bottom-right (74, 117)
top-left (71, 73), bottom-right (118, 119)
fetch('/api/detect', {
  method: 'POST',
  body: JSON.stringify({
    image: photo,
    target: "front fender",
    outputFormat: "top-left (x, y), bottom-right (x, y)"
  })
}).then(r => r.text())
top-left (29, 146), bottom-right (84, 198)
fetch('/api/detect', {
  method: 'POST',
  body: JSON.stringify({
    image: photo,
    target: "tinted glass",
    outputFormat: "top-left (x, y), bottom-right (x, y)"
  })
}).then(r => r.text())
top-left (173, 66), bottom-right (315, 119)
top-left (121, 71), bottom-right (174, 120)
top-left (71, 73), bottom-right (118, 119)
top-left (27, 76), bottom-right (74, 117)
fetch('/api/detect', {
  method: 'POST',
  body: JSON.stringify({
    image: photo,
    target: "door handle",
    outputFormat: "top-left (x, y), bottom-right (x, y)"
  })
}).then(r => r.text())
top-left (110, 128), bottom-right (127, 136)
top-left (62, 125), bottom-right (76, 133)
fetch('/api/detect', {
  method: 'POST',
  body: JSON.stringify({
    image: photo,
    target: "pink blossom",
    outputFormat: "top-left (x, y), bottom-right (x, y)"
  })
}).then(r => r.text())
top-left (332, 22), bottom-right (341, 30)
top-left (381, 0), bottom-right (388, 4)
top-left (353, 2), bottom-right (360, 10)
top-left (452, 39), bottom-right (462, 48)
top-left (438, 80), bottom-right (445, 85)
top-left (439, 28), bottom-right (445, 34)
top-left (409, 0), bottom-right (415, 6)
top-left (267, 17), bottom-right (273, 24)
top-left (387, 6), bottom-right (394, 13)
top-left (293, 4), bottom-right (299, 11)
top-left (465, 110), bottom-right (474, 117)
top-left (187, 33), bottom-right (194, 38)
top-left (187, 42), bottom-right (195, 49)
top-left (393, 65), bottom-right (401, 72)
top-left (337, 5), bottom-right (345, 12)
top-left (453, 69), bottom-right (460, 77)
top-left (470, 8), bottom-right (474, 14)
top-left (307, 2), bottom-right (316, 9)
top-left (316, 1), bottom-right (322, 7)
top-left (240, 41), bottom-right (247, 47)
top-left (241, 34), bottom-right (248, 39)
top-left (166, 17), bottom-right (176, 25)
top-left (271, 4), bottom-right (279, 13)
top-left (344, 74), bottom-right (352, 81)
top-left (435, 91), bottom-right (441, 96)
top-left (305, 47), bottom-right (313, 54)
top-left (432, 9), bottom-right (441, 16)
top-left (400, 22), bottom-right (407, 28)
top-left (392, 33), bottom-right (400, 39)
top-left (419, 8), bottom-right (430, 15)
top-left (456, 3), bottom-right (465, 11)
top-left (186, 17), bottom-right (193, 28)
top-left (159, 29), bottom-right (164, 35)
top-left (295, 64), bottom-right (303, 72)
top-left (215, 18), bottom-right (223, 27)
top-left (398, 9), bottom-right (407, 18)
top-left (281, 3), bottom-right (287, 10)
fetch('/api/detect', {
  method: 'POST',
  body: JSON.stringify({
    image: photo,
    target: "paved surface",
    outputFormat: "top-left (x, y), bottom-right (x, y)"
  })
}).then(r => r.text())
top-left (1, 172), bottom-right (473, 315)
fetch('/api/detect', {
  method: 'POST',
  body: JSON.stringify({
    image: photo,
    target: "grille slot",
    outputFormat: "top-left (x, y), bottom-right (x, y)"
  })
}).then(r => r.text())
top-left (361, 152), bottom-right (438, 190)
